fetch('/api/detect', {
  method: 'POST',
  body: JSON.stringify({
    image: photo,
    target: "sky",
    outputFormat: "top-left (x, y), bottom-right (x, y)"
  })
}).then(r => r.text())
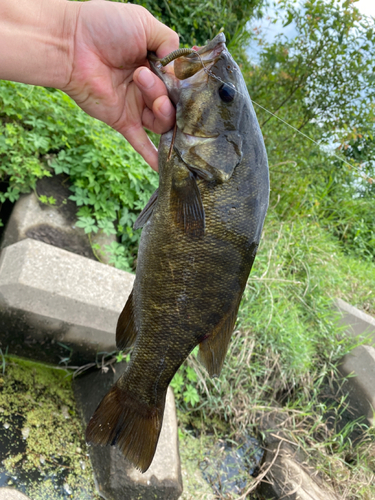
top-left (247, 0), bottom-right (375, 61)
top-left (356, 0), bottom-right (375, 17)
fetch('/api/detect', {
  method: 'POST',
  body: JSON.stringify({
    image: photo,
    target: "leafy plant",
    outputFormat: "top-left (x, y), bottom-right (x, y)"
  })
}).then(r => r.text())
top-left (0, 81), bottom-right (158, 269)
top-left (171, 347), bottom-right (201, 408)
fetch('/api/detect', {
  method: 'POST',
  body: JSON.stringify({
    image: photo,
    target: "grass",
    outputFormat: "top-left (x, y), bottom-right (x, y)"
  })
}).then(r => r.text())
top-left (176, 210), bottom-right (375, 499)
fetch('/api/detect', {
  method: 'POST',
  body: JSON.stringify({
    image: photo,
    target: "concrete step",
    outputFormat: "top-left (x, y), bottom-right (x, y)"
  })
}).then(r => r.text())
top-left (0, 238), bottom-right (134, 365)
top-left (0, 489), bottom-right (31, 500)
top-left (336, 298), bottom-right (375, 426)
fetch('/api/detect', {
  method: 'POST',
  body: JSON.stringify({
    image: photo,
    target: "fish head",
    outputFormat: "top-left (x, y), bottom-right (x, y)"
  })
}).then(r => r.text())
top-left (149, 33), bottom-right (252, 182)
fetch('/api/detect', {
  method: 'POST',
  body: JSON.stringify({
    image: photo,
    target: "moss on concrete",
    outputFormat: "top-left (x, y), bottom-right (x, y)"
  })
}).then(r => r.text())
top-left (177, 427), bottom-right (216, 500)
top-left (0, 355), bottom-right (100, 499)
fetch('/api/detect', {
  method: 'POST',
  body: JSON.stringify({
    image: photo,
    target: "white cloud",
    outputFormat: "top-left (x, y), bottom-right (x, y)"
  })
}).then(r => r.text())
top-left (356, 0), bottom-right (375, 18)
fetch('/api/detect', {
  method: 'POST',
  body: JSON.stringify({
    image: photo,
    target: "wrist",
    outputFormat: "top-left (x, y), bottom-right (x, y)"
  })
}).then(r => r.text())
top-left (0, 0), bottom-right (80, 89)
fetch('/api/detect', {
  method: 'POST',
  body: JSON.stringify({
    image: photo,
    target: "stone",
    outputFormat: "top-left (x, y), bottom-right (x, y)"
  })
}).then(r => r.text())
top-left (0, 238), bottom-right (134, 365)
top-left (260, 441), bottom-right (339, 500)
top-left (0, 174), bottom-right (115, 264)
top-left (339, 345), bottom-right (375, 425)
top-left (258, 412), bottom-right (339, 500)
top-left (73, 364), bottom-right (183, 500)
top-left (334, 299), bottom-right (375, 425)
top-left (335, 298), bottom-right (375, 346)
top-left (0, 489), bottom-right (31, 500)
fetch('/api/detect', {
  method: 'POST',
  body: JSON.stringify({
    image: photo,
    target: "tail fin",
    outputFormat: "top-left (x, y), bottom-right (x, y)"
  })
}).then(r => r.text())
top-left (86, 383), bottom-right (166, 473)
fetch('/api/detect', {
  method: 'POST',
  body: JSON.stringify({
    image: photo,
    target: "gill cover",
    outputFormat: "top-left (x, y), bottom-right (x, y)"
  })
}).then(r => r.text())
top-left (174, 130), bottom-right (243, 182)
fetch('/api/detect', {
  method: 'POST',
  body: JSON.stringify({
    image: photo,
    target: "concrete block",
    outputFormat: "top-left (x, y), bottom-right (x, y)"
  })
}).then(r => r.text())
top-left (258, 412), bottom-right (339, 500)
top-left (339, 345), bottom-right (375, 425)
top-left (73, 364), bottom-right (183, 500)
top-left (335, 298), bottom-right (375, 346)
top-left (0, 489), bottom-right (31, 500)
top-left (0, 174), bottom-right (115, 264)
top-left (0, 238), bottom-right (134, 365)
top-left (260, 441), bottom-right (339, 500)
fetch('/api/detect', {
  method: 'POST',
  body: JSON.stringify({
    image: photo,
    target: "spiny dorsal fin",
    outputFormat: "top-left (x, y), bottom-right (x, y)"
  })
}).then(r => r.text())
top-left (116, 290), bottom-right (138, 350)
top-left (134, 188), bottom-right (159, 230)
top-left (170, 171), bottom-right (205, 238)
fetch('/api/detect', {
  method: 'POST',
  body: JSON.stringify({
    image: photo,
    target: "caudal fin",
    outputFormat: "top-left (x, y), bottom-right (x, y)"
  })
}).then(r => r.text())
top-left (86, 384), bottom-right (166, 473)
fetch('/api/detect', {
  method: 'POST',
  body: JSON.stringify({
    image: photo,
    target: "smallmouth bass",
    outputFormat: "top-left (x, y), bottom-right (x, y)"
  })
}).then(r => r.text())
top-left (86, 33), bottom-right (269, 472)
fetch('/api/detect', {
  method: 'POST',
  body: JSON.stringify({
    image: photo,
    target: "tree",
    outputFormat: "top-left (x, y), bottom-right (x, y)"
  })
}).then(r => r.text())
top-left (246, 0), bottom-right (375, 259)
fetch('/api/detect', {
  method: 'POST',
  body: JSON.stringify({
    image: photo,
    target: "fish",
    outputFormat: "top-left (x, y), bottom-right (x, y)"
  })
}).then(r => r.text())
top-left (85, 32), bottom-right (269, 473)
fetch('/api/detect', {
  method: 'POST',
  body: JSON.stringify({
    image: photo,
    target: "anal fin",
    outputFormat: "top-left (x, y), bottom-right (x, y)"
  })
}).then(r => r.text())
top-left (171, 170), bottom-right (205, 238)
top-left (116, 290), bottom-right (138, 350)
top-left (198, 303), bottom-right (240, 378)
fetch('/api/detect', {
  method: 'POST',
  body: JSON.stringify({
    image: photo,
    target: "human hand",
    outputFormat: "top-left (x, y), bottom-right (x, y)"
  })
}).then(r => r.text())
top-left (63, 1), bottom-right (179, 170)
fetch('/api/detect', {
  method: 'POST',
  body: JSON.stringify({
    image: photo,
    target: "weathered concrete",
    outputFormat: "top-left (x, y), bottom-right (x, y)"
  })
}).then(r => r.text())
top-left (258, 412), bottom-right (339, 500)
top-left (339, 345), bottom-right (375, 425)
top-left (0, 238), bottom-right (134, 365)
top-left (335, 299), bottom-right (375, 425)
top-left (73, 364), bottom-right (183, 500)
top-left (335, 298), bottom-right (375, 346)
top-left (0, 489), bottom-right (31, 500)
top-left (0, 174), bottom-right (115, 264)
top-left (260, 441), bottom-right (339, 500)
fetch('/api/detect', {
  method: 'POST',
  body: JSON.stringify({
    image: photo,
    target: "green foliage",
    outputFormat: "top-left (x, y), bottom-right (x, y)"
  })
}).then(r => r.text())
top-left (127, 0), bottom-right (264, 51)
top-left (246, 0), bottom-right (375, 261)
top-left (0, 81), bottom-right (158, 269)
top-left (171, 347), bottom-right (200, 407)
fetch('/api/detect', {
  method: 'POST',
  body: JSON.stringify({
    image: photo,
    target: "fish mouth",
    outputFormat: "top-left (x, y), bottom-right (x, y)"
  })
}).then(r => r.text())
top-left (148, 33), bottom-right (226, 102)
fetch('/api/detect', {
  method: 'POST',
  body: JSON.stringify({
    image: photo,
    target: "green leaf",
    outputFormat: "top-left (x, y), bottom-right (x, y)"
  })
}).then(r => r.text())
top-left (75, 217), bottom-right (98, 234)
top-left (183, 385), bottom-right (200, 407)
top-left (171, 372), bottom-right (184, 394)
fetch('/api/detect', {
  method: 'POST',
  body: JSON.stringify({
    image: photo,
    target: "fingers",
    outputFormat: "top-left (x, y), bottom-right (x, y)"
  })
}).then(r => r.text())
top-left (133, 67), bottom-right (175, 133)
top-left (120, 124), bottom-right (159, 172)
top-left (142, 9), bottom-right (179, 58)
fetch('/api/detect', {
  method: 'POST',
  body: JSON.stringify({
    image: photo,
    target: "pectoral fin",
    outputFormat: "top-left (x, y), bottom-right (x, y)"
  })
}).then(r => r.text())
top-left (134, 189), bottom-right (159, 230)
top-left (116, 290), bottom-right (138, 350)
top-left (170, 170), bottom-right (205, 238)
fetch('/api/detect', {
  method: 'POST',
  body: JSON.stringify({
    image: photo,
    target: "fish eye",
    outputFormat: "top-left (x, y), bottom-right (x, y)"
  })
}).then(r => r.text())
top-left (218, 83), bottom-right (236, 103)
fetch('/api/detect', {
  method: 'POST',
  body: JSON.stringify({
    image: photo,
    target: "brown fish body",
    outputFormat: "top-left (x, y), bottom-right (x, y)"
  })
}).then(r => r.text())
top-left (86, 33), bottom-right (269, 472)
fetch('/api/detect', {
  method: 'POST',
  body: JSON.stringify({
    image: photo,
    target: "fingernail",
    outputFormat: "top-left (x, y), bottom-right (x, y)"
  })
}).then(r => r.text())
top-left (159, 98), bottom-right (173, 117)
top-left (138, 68), bottom-right (154, 89)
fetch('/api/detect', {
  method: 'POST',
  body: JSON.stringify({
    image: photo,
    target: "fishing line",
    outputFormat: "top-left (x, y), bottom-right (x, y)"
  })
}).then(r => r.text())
top-left (250, 99), bottom-right (374, 184)
top-left (192, 53), bottom-right (374, 184)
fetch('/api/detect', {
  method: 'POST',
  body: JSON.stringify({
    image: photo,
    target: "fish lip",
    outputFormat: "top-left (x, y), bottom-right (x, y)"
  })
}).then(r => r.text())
top-left (193, 32), bottom-right (226, 58)
top-left (148, 32), bottom-right (227, 88)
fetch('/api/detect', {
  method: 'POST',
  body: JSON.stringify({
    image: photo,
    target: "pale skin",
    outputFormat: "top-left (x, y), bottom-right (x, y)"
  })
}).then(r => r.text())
top-left (0, 0), bottom-right (180, 171)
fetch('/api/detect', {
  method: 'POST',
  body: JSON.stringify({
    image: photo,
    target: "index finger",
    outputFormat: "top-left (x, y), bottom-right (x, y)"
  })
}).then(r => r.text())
top-left (142, 10), bottom-right (179, 59)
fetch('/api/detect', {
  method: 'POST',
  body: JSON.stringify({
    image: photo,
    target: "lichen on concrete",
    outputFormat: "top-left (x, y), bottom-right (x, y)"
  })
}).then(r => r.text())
top-left (0, 355), bottom-right (100, 499)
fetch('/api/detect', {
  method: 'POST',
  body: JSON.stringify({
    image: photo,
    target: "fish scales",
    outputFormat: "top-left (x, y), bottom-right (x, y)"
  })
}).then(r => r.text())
top-left (86, 32), bottom-right (269, 473)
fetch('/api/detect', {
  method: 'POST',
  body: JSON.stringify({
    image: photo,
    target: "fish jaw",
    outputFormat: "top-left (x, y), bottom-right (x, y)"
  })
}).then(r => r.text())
top-left (148, 32), bottom-right (227, 106)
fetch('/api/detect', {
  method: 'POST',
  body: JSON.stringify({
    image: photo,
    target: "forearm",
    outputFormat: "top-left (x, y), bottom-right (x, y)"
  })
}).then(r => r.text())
top-left (0, 0), bottom-right (79, 88)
